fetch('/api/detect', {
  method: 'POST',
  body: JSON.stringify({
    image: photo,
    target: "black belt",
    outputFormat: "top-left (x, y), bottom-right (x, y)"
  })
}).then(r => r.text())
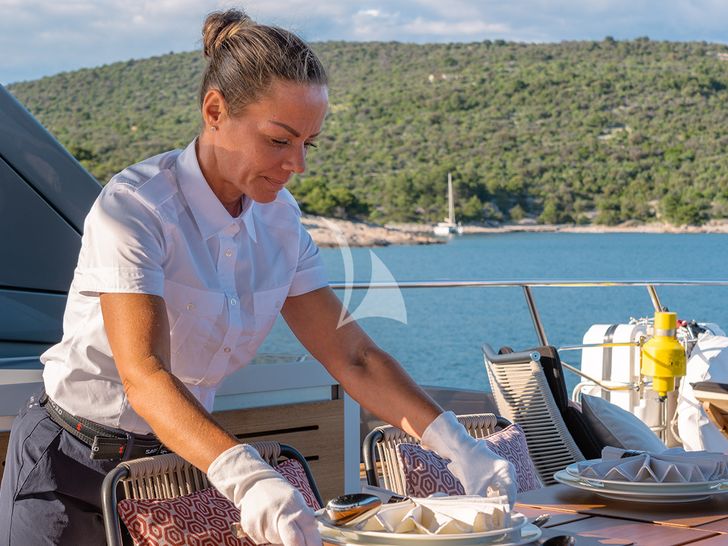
top-left (40, 394), bottom-right (167, 461)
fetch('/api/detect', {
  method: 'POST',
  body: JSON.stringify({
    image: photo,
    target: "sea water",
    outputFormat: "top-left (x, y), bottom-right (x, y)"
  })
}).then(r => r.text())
top-left (259, 232), bottom-right (728, 393)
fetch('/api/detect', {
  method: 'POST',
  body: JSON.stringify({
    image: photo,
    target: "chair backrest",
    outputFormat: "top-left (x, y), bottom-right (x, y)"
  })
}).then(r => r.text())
top-left (102, 441), bottom-right (321, 546)
top-left (483, 344), bottom-right (585, 485)
top-left (362, 413), bottom-right (509, 495)
top-left (525, 346), bottom-right (604, 460)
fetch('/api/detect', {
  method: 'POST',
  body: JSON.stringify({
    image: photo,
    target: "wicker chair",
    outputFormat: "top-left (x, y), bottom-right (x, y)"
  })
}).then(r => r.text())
top-left (482, 344), bottom-right (588, 485)
top-left (102, 441), bottom-right (322, 546)
top-left (361, 413), bottom-right (511, 495)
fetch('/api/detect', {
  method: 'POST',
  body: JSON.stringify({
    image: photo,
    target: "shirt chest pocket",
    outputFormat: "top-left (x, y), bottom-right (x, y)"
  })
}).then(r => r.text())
top-left (253, 285), bottom-right (289, 331)
top-left (164, 280), bottom-right (226, 366)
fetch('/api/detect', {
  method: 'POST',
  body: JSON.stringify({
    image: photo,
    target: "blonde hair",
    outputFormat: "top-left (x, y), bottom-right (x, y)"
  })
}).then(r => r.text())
top-left (200, 8), bottom-right (327, 115)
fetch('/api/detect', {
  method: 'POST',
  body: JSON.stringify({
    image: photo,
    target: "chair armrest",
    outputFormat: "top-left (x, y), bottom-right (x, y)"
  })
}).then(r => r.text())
top-left (482, 344), bottom-right (541, 364)
top-left (279, 443), bottom-right (323, 508)
top-left (362, 429), bottom-right (384, 487)
top-left (102, 464), bottom-right (131, 546)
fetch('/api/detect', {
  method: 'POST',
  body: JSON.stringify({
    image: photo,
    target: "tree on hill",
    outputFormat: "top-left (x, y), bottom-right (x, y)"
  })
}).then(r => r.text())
top-left (8, 39), bottom-right (728, 226)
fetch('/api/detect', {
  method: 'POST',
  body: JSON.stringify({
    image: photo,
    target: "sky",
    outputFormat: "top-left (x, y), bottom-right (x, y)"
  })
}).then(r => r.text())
top-left (2, 0), bottom-right (728, 85)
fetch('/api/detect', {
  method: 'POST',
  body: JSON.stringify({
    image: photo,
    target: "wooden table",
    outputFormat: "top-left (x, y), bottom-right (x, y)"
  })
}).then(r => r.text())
top-left (516, 483), bottom-right (728, 545)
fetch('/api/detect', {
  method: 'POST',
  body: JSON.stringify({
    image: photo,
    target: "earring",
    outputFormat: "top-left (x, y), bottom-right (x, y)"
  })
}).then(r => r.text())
top-left (210, 126), bottom-right (218, 132)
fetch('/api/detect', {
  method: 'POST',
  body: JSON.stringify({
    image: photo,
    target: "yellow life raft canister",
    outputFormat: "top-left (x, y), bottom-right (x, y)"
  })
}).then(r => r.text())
top-left (640, 311), bottom-right (687, 398)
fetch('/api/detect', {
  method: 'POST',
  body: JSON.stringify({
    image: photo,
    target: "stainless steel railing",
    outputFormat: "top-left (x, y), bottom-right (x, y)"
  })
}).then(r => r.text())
top-left (330, 279), bottom-right (728, 444)
top-left (330, 278), bottom-right (728, 350)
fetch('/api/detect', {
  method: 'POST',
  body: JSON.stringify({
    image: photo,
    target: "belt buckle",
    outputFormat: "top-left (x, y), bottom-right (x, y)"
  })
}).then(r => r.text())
top-left (90, 435), bottom-right (131, 461)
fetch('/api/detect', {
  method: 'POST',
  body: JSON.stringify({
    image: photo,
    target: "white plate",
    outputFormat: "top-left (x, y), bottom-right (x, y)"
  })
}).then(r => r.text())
top-left (320, 522), bottom-right (541, 546)
top-left (318, 512), bottom-right (536, 546)
top-left (565, 462), bottom-right (728, 491)
top-left (554, 469), bottom-right (728, 503)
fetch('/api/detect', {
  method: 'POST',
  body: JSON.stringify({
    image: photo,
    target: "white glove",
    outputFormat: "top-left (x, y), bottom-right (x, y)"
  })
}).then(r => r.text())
top-left (207, 444), bottom-right (321, 546)
top-left (421, 411), bottom-right (517, 507)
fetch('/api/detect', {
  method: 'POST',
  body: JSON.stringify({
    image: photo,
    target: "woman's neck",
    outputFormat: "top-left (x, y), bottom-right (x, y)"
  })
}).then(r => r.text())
top-left (195, 136), bottom-right (243, 218)
top-left (225, 197), bottom-right (243, 217)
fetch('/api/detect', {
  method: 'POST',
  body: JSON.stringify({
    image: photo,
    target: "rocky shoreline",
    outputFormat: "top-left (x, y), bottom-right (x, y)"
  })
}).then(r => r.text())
top-left (301, 215), bottom-right (441, 247)
top-left (303, 214), bottom-right (728, 248)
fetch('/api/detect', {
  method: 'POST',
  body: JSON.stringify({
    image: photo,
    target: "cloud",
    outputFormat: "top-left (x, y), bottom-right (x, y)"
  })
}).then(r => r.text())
top-left (358, 9), bottom-right (382, 18)
top-left (2, 0), bottom-right (728, 84)
top-left (403, 17), bottom-right (510, 39)
top-left (0, 0), bottom-right (216, 83)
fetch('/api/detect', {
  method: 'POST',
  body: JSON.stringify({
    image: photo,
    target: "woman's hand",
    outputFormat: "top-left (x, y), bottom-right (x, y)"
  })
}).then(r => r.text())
top-left (421, 411), bottom-right (517, 507)
top-left (207, 444), bottom-right (322, 546)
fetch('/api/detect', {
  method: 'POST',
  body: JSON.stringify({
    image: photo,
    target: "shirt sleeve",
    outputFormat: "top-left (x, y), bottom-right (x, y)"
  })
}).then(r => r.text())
top-left (288, 222), bottom-right (329, 297)
top-left (74, 184), bottom-right (166, 297)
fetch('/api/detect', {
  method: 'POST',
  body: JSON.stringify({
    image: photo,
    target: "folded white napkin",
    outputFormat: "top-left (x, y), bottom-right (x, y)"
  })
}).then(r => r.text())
top-left (575, 447), bottom-right (728, 483)
top-left (359, 495), bottom-right (511, 535)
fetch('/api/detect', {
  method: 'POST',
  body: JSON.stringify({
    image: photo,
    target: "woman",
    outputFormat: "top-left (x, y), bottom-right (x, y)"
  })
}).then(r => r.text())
top-left (0, 8), bottom-right (515, 546)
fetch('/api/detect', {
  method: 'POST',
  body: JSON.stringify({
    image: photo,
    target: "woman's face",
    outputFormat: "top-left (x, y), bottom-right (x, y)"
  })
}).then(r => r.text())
top-left (203, 80), bottom-right (328, 204)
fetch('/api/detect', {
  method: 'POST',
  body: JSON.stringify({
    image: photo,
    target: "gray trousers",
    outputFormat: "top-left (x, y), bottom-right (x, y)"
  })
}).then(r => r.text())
top-left (0, 394), bottom-right (119, 545)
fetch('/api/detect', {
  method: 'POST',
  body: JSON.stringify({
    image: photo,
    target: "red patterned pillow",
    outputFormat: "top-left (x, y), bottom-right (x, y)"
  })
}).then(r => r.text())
top-left (118, 459), bottom-right (320, 546)
top-left (118, 487), bottom-right (245, 546)
top-left (274, 459), bottom-right (321, 510)
top-left (397, 424), bottom-right (542, 497)
top-left (397, 442), bottom-right (465, 497)
top-left (484, 424), bottom-right (542, 492)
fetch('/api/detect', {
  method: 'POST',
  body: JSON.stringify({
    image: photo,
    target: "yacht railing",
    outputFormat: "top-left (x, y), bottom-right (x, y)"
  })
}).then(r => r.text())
top-left (330, 279), bottom-right (728, 443)
top-left (329, 278), bottom-right (728, 346)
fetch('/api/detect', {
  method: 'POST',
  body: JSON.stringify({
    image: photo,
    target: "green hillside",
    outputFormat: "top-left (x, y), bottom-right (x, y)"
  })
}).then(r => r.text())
top-left (9, 38), bottom-right (728, 226)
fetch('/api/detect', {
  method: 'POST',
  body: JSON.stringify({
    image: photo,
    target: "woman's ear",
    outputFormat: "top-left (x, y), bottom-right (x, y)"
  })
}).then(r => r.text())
top-left (201, 89), bottom-right (227, 129)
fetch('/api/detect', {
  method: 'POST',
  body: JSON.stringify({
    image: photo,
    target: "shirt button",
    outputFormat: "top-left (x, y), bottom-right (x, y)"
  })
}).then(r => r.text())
top-left (223, 346), bottom-right (231, 353)
top-left (230, 298), bottom-right (238, 306)
top-left (224, 249), bottom-right (233, 257)
top-left (186, 303), bottom-right (195, 310)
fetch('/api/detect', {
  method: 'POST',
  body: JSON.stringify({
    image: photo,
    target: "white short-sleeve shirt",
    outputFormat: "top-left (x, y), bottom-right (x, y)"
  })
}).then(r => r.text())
top-left (41, 140), bottom-right (328, 434)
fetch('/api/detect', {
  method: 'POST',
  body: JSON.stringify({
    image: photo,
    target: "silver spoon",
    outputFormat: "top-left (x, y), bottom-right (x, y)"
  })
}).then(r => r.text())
top-left (320, 493), bottom-right (383, 527)
top-left (232, 493), bottom-right (383, 539)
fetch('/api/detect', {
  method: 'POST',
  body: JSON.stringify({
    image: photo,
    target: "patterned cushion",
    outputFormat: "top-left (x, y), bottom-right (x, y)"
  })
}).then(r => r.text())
top-left (118, 458), bottom-right (320, 546)
top-left (275, 459), bottom-right (321, 510)
top-left (397, 423), bottom-right (542, 497)
top-left (118, 487), bottom-right (245, 546)
top-left (484, 424), bottom-right (542, 492)
top-left (397, 443), bottom-right (465, 497)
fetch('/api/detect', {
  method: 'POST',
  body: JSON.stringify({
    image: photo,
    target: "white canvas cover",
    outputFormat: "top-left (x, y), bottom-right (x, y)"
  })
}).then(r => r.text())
top-left (678, 333), bottom-right (728, 452)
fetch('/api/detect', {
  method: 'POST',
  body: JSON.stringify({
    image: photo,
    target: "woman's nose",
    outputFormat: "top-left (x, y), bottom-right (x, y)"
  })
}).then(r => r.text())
top-left (283, 145), bottom-right (306, 174)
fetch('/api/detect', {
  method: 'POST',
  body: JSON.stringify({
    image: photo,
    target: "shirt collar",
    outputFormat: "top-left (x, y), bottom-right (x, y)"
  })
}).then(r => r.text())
top-left (239, 195), bottom-right (257, 242)
top-left (175, 140), bottom-right (257, 243)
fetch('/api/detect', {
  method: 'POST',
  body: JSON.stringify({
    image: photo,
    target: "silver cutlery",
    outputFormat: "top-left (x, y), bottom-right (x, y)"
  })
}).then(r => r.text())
top-left (232, 493), bottom-right (383, 539)
top-left (320, 493), bottom-right (383, 527)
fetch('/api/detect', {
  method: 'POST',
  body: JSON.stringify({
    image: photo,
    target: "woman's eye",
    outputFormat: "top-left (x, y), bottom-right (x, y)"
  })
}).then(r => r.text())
top-left (304, 141), bottom-right (318, 149)
top-left (271, 138), bottom-right (289, 146)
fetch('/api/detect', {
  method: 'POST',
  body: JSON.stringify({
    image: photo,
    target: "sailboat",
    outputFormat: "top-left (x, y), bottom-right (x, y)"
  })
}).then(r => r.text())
top-left (433, 172), bottom-right (463, 236)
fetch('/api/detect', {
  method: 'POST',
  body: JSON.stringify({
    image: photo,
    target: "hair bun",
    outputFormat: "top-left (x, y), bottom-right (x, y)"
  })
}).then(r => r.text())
top-left (202, 8), bottom-right (254, 59)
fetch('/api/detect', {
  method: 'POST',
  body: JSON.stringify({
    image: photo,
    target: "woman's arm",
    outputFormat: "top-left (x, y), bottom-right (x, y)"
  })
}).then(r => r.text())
top-left (282, 287), bottom-right (517, 503)
top-left (100, 292), bottom-right (238, 471)
top-left (281, 286), bottom-right (441, 438)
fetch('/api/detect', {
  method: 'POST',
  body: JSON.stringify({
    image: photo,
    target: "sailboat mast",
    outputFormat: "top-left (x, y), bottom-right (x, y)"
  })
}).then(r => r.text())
top-left (448, 172), bottom-right (455, 224)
